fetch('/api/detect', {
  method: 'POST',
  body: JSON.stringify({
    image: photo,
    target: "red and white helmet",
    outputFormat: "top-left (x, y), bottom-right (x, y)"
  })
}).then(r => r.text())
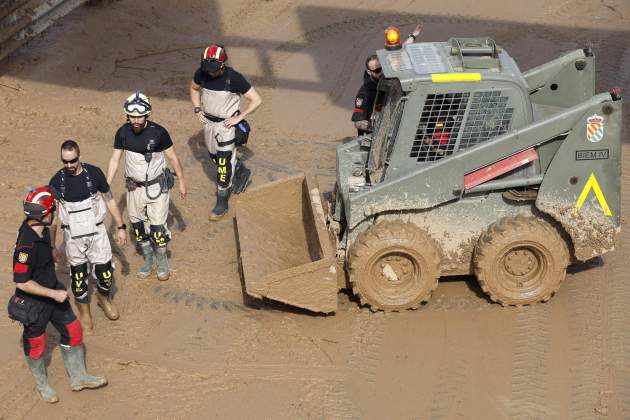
top-left (201, 44), bottom-right (228, 73)
top-left (23, 186), bottom-right (55, 220)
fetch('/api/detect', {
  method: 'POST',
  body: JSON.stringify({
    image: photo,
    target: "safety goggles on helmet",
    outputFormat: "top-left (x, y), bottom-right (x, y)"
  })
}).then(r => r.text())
top-left (23, 186), bottom-right (56, 220)
top-left (123, 92), bottom-right (152, 117)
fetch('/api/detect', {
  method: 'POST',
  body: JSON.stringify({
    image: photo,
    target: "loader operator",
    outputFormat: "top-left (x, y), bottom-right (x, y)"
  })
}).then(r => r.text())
top-left (107, 92), bottom-right (187, 281)
top-left (49, 140), bottom-right (127, 332)
top-left (189, 44), bottom-right (262, 221)
top-left (8, 186), bottom-right (107, 404)
top-left (352, 24), bottom-right (423, 135)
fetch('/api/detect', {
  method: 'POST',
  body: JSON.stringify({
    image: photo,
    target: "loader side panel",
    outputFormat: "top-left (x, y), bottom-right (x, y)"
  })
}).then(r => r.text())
top-left (524, 49), bottom-right (595, 108)
top-left (536, 100), bottom-right (622, 261)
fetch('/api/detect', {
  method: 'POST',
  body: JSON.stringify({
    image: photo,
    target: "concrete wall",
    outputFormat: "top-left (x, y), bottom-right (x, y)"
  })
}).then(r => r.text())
top-left (0, 0), bottom-right (87, 61)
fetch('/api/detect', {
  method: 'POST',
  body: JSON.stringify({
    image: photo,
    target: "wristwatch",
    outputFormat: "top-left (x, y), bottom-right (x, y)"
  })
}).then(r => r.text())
top-left (408, 34), bottom-right (417, 40)
top-left (117, 224), bottom-right (127, 230)
top-left (193, 107), bottom-right (202, 114)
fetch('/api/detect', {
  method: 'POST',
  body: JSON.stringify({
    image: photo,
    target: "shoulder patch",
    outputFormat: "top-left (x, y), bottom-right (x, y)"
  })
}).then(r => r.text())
top-left (18, 252), bottom-right (28, 263)
top-left (355, 97), bottom-right (364, 108)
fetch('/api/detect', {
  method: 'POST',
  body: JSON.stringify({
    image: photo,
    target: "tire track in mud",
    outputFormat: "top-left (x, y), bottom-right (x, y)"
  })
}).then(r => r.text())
top-left (428, 357), bottom-right (469, 420)
top-left (567, 273), bottom-right (608, 419)
top-left (347, 310), bottom-right (387, 385)
top-left (509, 305), bottom-right (552, 419)
top-left (152, 284), bottom-right (255, 313)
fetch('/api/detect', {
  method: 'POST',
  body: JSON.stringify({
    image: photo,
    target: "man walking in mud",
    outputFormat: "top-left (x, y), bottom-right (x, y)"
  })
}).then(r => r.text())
top-left (107, 91), bottom-right (187, 281)
top-left (190, 43), bottom-right (262, 221)
top-left (352, 24), bottom-right (423, 135)
top-left (9, 186), bottom-right (107, 403)
top-left (49, 140), bottom-right (127, 332)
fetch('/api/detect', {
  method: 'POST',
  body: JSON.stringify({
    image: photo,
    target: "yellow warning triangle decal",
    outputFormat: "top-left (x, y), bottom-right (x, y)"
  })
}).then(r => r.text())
top-left (574, 173), bottom-right (612, 217)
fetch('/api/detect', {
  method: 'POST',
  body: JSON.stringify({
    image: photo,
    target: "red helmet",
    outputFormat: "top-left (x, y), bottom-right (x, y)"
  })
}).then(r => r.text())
top-left (23, 186), bottom-right (55, 220)
top-left (201, 44), bottom-right (227, 73)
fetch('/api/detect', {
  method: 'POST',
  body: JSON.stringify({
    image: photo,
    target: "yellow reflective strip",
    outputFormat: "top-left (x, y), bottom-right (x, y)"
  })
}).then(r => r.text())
top-left (574, 173), bottom-right (612, 217)
top-left (431, 73), bottom-right (482, 83)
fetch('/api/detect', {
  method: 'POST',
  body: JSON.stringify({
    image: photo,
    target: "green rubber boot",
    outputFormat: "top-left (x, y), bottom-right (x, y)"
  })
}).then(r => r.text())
top-left (155, 247), bottom-right (170, 281)
top-left (60, 345), bottom-right (107, 391)
top-left (137, 241), bottom-right (154, 279)
top-left (26, 356), bottom-right (59, 403)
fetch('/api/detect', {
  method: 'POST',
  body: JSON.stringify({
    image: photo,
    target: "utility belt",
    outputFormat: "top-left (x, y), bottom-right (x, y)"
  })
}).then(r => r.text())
top-left (204, 113), bottom-right (226, 123)
top-left (125, 168), bottom-right (175, 195)
top-left (204, 112), bottom-right (251, 147)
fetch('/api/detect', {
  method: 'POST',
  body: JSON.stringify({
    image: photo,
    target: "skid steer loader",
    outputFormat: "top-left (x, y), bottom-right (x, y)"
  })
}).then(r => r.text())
top-left (234, 32), bottom-right (623, 313)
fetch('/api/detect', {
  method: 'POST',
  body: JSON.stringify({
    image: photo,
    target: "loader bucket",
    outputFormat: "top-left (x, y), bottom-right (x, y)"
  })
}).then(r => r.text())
top-left (233, 174), bottom-right (338, 313)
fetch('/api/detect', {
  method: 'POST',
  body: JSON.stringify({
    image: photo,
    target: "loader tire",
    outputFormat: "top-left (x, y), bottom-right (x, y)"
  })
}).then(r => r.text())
top-left (348, 220), bottom-right (441, 312)
top-left (474, 215), bottom-right (570, 306)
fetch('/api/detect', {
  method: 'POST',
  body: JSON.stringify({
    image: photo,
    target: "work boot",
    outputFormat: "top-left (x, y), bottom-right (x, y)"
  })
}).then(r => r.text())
top-left (76, 302), bottom-right (94, 333)
top-left (209, 188), bottom-right (230, 221)
top-left (137, 241), bottom-right (154, 279)
top-left (232, 160), bottom-right (252, 194)
top-left (60, 345), bottom-right (107, 391)
top-left (155, 247), bottom-right (170, 281)
top-left (25, 356), bottom-right (59, 403)
top-left (95, 292), bottom-right (119, 320)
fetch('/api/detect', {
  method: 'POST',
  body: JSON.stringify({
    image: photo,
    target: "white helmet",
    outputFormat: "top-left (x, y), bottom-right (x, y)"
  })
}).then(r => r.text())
top-left (123, 91), bottom-right (151, 117)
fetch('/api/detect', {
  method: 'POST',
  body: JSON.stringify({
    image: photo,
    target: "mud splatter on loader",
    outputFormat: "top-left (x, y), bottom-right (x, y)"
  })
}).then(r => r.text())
top-left (235, 33), bottom-right (622, 313)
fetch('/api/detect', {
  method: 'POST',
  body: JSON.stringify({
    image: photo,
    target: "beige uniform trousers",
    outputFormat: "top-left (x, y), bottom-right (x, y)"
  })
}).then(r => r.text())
top-left (127, 183), bottom-right (170, 233)
top-left (63, 224), bottom-right (113, 266)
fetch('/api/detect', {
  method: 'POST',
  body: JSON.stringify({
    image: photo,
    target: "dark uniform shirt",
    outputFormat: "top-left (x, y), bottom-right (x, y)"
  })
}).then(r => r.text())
top-left (13, 221), bottom-right (60, 302)
top-left (193, 67), bottom-right (251, 94)
top-left (114, 121), bottom-right (173, 154)
top-left (351, 71), bottom-right (379, 123)
top-left (49, 164), bottom-right (110, 203)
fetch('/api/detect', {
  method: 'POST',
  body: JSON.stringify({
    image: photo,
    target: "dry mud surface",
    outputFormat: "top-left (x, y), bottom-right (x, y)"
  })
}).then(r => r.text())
top-left (1, 0), bottom-right (630, 418)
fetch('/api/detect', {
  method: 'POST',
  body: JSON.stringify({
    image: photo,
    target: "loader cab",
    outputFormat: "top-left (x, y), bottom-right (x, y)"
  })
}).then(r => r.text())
top-left (369, 38), bottom-right (534, 184)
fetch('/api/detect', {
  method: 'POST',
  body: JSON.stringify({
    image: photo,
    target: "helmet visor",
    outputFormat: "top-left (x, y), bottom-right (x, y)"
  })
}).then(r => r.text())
top-left (202, 58), bottom-right (223, 73)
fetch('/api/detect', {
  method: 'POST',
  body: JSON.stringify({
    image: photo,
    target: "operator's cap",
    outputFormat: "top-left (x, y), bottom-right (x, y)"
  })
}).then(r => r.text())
top-left (201, 44), bottom-right (228, 72)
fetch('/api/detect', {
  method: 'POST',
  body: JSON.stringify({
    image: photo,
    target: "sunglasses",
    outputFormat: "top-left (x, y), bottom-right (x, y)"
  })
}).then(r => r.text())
top-left (369, 67), bottom-right (382, 74)
top-left (61, 157), bottom-right (79, 164)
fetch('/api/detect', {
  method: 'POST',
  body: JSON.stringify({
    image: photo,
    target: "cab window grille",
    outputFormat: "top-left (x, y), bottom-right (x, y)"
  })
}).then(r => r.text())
top-left (410, 93), bottom-right (469, 162)
top-left (459, 91), bottom-right (513, 150)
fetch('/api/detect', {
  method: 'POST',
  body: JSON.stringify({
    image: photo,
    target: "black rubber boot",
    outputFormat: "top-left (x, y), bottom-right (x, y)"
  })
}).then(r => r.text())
top-left (209, 188), bottom-right (231, 221)
top-left (232, 160), bottom-right (252, 194)
top-left (26, 356), bottom-right (58, 403)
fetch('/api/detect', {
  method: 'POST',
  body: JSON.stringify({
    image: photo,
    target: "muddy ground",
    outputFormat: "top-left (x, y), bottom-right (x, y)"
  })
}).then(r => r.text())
top-left (1, 0), bottom-right (629, 418)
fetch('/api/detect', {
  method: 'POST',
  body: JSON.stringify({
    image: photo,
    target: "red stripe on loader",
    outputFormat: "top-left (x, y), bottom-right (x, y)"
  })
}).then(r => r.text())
top-left (464, 148), bottom-right (539, 190)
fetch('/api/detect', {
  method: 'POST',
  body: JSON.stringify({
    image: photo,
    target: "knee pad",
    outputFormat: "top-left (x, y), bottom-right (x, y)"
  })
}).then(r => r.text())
top-left (62, 319), bottom-right (83, 347)
top-left (215, 150), bottom-right (234, 189)
top-left (70, 263), bottom-right (89, 302)
top-left (94, 260), bottom-right (114, 293)
top-left (131, 221), bottom-right (150, 243)
top-left (24, 334), bottom-right (46, 359)
top-left (149, 224), bottom-right (170, 248)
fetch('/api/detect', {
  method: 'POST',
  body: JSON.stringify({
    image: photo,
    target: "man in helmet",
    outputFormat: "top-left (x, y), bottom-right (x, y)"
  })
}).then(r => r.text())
top-left (106, 92), bottom-right (187, 281)
top-left (49, 140), bottom-right (127, 332)
top-left (9, 186), bottom-right (107, 403)
top-left (189, 43), bottom-right (262, 221)
top-left (352, 24), bottom-right (422, 135)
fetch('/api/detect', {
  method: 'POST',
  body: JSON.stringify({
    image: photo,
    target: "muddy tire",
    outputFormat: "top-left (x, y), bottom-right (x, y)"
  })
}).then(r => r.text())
top-left (348, 220), bottom-right (441, 311)
top-left (474, 215), bottom-right (570, 306)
